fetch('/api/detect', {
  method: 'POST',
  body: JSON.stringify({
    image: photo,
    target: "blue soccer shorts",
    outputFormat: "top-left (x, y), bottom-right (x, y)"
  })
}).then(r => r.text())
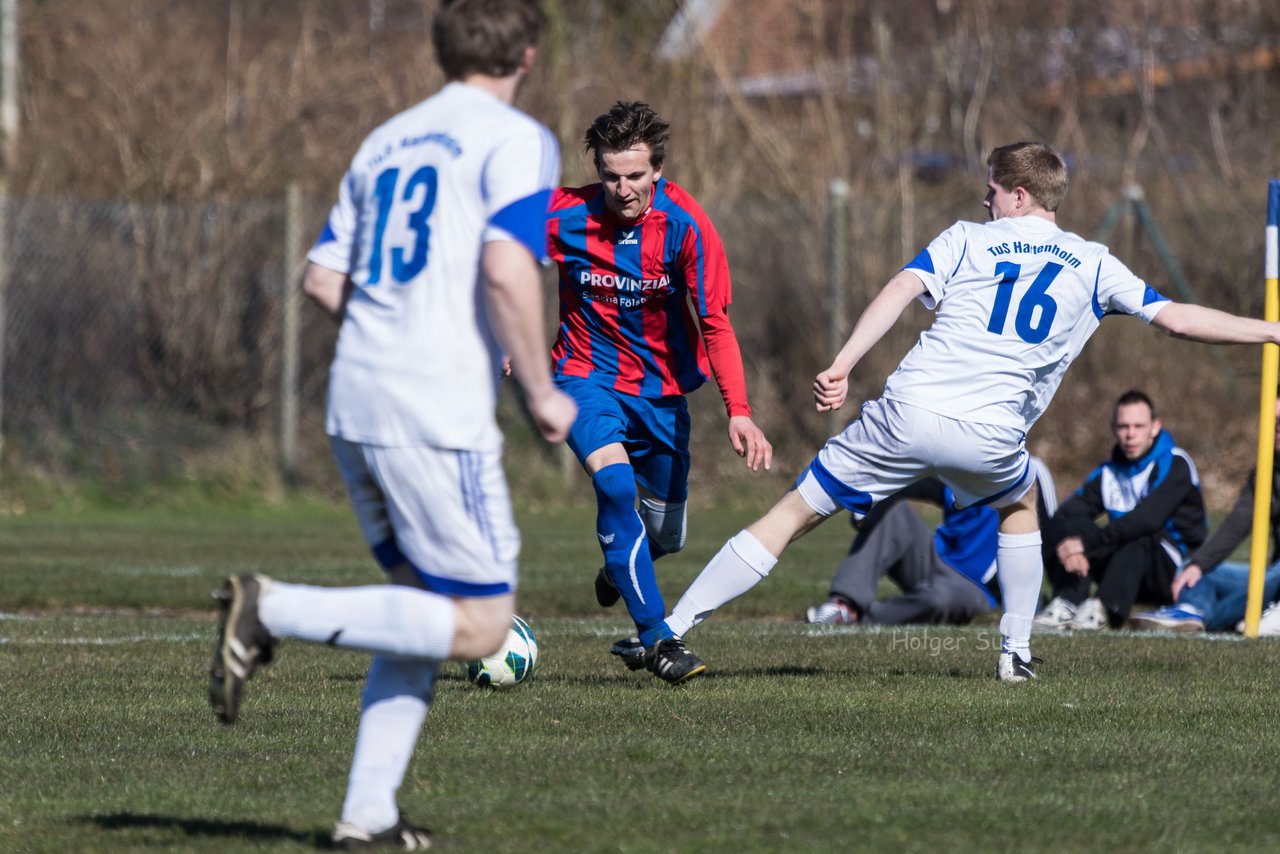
top-left (556, 376), bottom-right (691, 502)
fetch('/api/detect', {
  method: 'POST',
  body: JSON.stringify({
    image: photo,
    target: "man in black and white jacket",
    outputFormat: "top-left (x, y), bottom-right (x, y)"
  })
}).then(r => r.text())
top-left (1035, 390), bottom-right (1206, 630)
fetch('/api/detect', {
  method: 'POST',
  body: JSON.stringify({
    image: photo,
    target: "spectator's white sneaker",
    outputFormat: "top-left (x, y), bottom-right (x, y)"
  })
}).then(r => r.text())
top-left (1130, 606), bottom-right (1205, 634)
top-left (1033, 596), bottom-right (1077, 630)
top-left (1235, 602), bottom-right (1280, 634)
top-left (806, 597), bottom-right (859, 625)
top-left (1068, 597), bottom-right (1109, 631)
top-left (1256, 602), bottom-right (1280, 636)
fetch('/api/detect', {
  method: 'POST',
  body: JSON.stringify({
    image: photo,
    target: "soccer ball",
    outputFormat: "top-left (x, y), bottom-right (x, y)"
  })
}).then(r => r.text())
top-left (466, 615), bottom-right (538, 688)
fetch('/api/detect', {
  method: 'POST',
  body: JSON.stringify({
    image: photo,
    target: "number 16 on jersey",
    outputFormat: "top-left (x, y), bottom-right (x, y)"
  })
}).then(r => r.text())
top-left (986, 261), bottom-right (1063, 344)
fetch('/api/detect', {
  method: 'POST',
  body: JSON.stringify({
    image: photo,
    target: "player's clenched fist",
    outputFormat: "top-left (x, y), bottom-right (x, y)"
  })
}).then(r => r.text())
top-left (528, 388), bottom-right (577, 444)
top-left (813, 369), bottom-right (849, 412)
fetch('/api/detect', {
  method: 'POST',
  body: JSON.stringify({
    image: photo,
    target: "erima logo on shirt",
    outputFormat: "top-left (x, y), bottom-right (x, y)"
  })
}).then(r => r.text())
top-left (617, 230), bottom-right (639, 245)
top-left (598, 533), bottom-right (615, 544)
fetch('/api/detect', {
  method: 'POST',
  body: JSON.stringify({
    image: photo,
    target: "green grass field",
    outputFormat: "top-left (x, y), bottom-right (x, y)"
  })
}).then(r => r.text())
top-left (4, 502), bottom-right (1280, 852)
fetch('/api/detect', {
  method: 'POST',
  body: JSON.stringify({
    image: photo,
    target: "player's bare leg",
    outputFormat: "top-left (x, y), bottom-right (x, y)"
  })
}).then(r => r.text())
top-left (386, 565), bottom-right (512, 660)
top-left (665, 489), bottom-right (828, 638)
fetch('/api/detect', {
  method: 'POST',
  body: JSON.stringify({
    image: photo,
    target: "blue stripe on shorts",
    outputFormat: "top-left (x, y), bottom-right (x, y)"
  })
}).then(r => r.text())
top-left (461, 451), bottom-right (499, 561)
top-left (372, 536), bottom-right (406, 569)
top-left (414, 571), bottom-right (511, 597)
top-left (969, 456), bottom-right (1031, 508)
top-left (803, 457), bottom-right (874, 516)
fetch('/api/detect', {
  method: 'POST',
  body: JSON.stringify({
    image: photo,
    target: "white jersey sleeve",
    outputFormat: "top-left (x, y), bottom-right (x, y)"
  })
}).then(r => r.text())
top-left (307, 166), bottom-right (360, 274)
top-left (903, 221), bottom-right (970, 310)
top-left (1095, 252), bottom-right (1169, 322)
top-left (482, 123), bottom-right (560, 262)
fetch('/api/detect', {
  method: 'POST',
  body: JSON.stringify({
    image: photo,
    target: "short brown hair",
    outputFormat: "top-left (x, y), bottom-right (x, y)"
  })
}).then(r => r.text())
top-left (432, 0), bottom-right (544, 80)
top-left (584, 102), bottom-right (671, 169)
top-left (986, 142), bottom-right (1068, 212)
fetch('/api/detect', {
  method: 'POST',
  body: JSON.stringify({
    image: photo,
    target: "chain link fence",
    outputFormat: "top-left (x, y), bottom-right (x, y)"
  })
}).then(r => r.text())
top-left (0, 193), bottom-right (340, 491)
top-left (0, 189), bottom-right (863, 497)
top-left (0, 179), bottom-right (1258, 502)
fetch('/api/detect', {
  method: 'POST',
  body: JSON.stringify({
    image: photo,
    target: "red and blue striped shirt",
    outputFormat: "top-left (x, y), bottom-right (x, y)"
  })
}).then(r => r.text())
top-left (547, 177), bottom-right (750, 416)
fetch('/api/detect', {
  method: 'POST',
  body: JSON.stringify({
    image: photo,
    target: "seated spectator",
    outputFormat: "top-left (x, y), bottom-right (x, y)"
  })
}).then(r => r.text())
top-left (807, 459), bottom-right (1056, 626)
top-left (1131, 400), bottom-right (1280, 634)
top-left (1035, 390), bottom-right (1206, 631)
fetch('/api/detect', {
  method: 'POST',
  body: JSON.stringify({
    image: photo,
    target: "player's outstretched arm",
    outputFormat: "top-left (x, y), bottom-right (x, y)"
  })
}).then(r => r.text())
top-left (1151, 302), bottom-right (1280, 344)
top-left (814, 271), bottom-right (926, 411)
top-left (482, 240), bottom-right (576, 443)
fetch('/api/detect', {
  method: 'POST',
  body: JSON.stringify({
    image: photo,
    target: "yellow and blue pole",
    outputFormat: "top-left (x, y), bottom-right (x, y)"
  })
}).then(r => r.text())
top-left (1244, 179), bottom-right (1280, 637)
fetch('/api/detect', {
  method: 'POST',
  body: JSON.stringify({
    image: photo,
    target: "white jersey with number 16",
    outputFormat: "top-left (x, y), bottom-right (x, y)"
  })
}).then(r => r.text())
top-left (883, 215), bottom-right (1169, 432)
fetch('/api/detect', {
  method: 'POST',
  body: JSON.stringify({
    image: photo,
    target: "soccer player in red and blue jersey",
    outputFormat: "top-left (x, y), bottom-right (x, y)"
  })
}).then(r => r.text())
top-left (547, 101), bottom-right (772, 682)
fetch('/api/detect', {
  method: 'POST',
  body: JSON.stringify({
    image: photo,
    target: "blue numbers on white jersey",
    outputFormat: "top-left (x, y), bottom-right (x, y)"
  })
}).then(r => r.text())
top-left (367, 165), bottom-right (439, 286)
top-left (986, 261), bottom-right (1063, 344)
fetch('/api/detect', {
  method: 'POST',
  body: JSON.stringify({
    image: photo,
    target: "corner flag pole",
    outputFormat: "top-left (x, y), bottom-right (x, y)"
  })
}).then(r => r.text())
top-left (1244, 179), bottom-right (1280, 637)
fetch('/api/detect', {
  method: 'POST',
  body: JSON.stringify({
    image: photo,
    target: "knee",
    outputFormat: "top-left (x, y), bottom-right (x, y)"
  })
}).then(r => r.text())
top-left (451, 598), bottom-right (515, 660)
top-left (469, 620), bottom-right (511, 660)
top-left (462, 616), bottom-right (511, 660)
top-left (640, 498), bottom-right (687, 554)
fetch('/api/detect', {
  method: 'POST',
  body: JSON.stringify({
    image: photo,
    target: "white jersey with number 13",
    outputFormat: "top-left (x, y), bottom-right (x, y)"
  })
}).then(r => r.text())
top-left (309, 82), bottom-right (560, 452)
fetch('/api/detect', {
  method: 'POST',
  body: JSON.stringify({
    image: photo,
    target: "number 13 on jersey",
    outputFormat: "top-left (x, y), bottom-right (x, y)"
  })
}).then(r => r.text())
top-left (368, 165), bottom-right (439, 286)
top-left (986, 261), bottom-right (1063, 344)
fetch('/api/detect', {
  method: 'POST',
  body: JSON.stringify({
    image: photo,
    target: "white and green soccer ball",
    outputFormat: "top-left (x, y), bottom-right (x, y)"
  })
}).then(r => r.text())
top-left (466, 615), bottom-right (538, 688)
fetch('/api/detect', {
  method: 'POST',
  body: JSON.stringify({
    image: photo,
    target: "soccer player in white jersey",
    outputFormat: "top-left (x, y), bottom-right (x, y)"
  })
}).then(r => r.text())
top-left (653, 141), bottom-right (1280, 684)
top-left (205, 0), bottom-right (575, 847)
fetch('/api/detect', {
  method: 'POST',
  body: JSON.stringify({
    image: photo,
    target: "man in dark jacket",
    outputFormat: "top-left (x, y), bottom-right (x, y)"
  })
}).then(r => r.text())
top-left (1035, 390), bottom-right (1206, 630)
top-left (1131, 400), bottom-right (1280, 634)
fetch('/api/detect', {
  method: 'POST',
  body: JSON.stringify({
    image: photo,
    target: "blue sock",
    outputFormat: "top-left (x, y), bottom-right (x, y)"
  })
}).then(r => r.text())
top-left (593, 463), bottom-right (670, 647)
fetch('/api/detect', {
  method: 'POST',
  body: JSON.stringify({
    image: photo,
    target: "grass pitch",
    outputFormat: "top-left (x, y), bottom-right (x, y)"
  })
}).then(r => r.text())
top-left (4, 503), bottom-right (1280, 852)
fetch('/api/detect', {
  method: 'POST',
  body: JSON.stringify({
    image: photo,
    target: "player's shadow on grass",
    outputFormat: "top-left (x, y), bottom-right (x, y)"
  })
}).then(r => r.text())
top-left (328, 671), bottom-right (370, 683)
top-left (522, 666), bottom-right (827, 684)
top-left (830, 665), bottom-right (981, 680)
top-left (444, 664), bottom-right (976, 685)
top-left (702, 665), bottom-right (824, 679)
top-left (84, 812), bottom-right (326, 847)
top-left (706, 664), bottom-right (979, 680)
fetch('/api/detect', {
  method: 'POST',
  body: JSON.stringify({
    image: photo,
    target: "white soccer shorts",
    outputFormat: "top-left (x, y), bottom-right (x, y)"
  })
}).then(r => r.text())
top-left (330, 436), bottom-right (519, 596)
top-left (796, 397), bottom-right (1034, 518)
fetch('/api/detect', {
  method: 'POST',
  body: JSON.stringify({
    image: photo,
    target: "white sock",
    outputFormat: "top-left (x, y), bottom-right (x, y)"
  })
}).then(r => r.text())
top-left (666, 530), bottom-right (777, 637)
top-left (258, 581), bottom-right (456, 660)
top-left (341, 657), bottom-right (437, 833)
top-left (997, 531), bottom-right (1043, 660)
